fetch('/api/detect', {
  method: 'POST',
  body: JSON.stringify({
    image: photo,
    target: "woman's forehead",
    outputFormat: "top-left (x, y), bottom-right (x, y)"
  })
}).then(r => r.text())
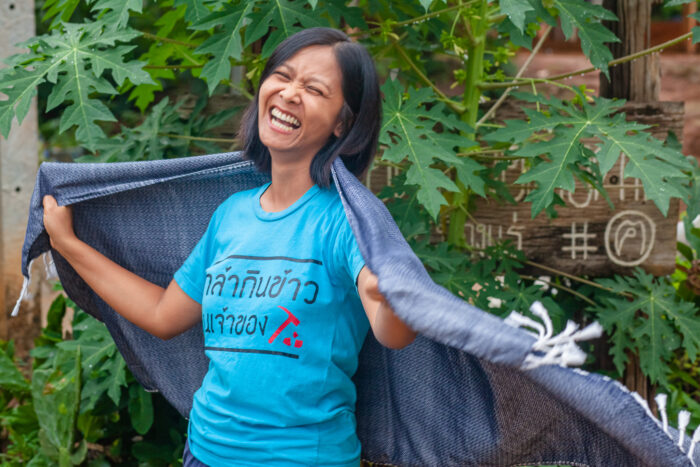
top-left (277, 46), bottom-right (341, 84)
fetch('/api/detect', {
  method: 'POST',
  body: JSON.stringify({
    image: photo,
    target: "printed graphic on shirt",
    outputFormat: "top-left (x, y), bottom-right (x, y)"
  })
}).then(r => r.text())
top-left (201, 255), bottom-right (324, 360)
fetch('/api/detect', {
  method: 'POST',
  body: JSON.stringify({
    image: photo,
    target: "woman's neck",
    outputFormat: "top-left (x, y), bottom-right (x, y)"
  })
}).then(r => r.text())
top-left (260, 157), bottom-right (315, 212)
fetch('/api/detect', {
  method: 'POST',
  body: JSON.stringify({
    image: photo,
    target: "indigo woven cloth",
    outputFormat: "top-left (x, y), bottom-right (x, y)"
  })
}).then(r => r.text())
top-left (18, 152), bottom-right (700, 466)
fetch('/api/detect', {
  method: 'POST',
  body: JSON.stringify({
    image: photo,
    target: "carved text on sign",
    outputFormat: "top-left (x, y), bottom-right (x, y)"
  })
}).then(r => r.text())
top-left (604, 210), bottom-right (656, 267)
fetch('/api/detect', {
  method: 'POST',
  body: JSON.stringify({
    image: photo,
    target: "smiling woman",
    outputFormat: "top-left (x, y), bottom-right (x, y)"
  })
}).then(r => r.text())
top-left (42, 27), bottom-right (414, 467)
top-left (240, 27), bottom-right (382, 188)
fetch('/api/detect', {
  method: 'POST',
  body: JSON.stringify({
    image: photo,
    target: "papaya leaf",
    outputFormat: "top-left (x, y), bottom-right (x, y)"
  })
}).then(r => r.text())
top-left (595, 126), bottom-right (691, 215)
top-left (31, 347), bottom-right (81, 456)
top-left (552, 0), bottom-right (618, 76)
top-left (41, 0), bottom-right (82, 29)
top-left (0, 346), bottom-right (30, 394)
top-left (500, 0), bottom-right (535, 33)
top-left (244, 0), bottom-right (326, 58)
top-left (128, 385), bottom-right (154, 435)
top-left (380, 78), bottom-right (481, 218)
top-left (322, 0), bottom-right (367, 29)
top-left (191, 2), bottom-right (254, 95)
top-left (593, 270), bottom-right (700, 384)
top-left (485, 94), bottom-right (689, 217)
top-left (57, 312), bottom-right (127, 411)
top-left (0, 22), bottom-right (153, 150)
top-left (174, 0), bottom-right (226, 24)
top-left (91, 0), bottom-right (143, 29)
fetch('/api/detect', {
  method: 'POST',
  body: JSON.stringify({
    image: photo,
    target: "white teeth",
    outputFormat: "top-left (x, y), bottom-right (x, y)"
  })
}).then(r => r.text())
top-left (271, 107), bottom-right (300, 127)
top-left (271, 118), bottom-right (293, 131)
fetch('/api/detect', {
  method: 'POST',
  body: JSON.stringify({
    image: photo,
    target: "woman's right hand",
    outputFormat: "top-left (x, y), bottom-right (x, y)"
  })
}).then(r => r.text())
top-left (42, 195), bottom-right (76, 252)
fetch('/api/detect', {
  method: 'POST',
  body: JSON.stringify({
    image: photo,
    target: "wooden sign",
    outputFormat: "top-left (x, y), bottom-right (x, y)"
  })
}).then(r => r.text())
top-left (466, 155), bottom-right (679, 276)
top-left (366, 102), bottom-right (685, 276)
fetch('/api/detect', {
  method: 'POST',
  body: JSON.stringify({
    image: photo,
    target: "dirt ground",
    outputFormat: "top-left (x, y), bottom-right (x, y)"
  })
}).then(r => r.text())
top-left (514, 51), bottom-right (700, 157)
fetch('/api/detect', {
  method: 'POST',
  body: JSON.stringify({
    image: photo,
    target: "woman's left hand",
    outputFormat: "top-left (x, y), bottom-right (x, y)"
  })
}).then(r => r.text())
top-left (357, 267), bottom-right (416, 349)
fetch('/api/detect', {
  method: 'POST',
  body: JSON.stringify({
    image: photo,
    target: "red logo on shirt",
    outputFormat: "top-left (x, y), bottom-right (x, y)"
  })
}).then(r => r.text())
top-left (268, 306), bottom-right (303, 348)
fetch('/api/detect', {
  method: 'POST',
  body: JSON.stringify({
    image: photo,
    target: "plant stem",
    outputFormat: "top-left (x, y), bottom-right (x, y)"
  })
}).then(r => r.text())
top-left (141, 32), bottom-right (198, 48)
top-left (524, 259), bottom-right (633, 298)
top-left (476, 25), bottom-right (552, 127)
top-left (393, 0), bottom-right (479, 27)
top-left (393, 42), bottom-right (465, 114)
top-left (520, 274), bottom-right (597, 306)
top-left (479, 32), bottom-right (693, 90)
top-left (470, 154), bottom-right (526, 161)
top-left (225, 81), bottom-right (254, 101)
top-left (373, 159), bottom-right (405, 170)
top-left (143, 64), bottom-right (203, 69)
top-left (447, 0), bottom-right (488, 248)
top-left (162, 133), bottom-right (237, 143)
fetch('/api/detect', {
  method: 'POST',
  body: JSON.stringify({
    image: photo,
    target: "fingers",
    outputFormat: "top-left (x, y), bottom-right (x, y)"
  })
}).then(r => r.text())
top-left (43, 195), bottom-right (57, 209)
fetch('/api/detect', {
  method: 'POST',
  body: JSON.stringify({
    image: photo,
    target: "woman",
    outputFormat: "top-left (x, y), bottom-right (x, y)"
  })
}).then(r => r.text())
top-left (42, 27), bottom-right (416, 466)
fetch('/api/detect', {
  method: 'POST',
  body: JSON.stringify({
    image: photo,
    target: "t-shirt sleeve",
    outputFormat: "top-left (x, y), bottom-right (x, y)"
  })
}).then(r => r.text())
top-left (332, 214), bottom-right (366, 288)
top-left (173, 208), bottom-right (221, 304)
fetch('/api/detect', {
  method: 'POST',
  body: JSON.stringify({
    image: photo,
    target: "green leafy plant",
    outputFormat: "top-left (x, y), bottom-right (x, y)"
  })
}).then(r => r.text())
top-left (0, 294), bottom-right (185, 466)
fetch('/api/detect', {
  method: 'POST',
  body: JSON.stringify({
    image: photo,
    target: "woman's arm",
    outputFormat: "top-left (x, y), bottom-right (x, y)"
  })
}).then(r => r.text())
top-left (357, 266), bottom-right (416, 349)
top-left (42, 195), bottom-right (201, 340)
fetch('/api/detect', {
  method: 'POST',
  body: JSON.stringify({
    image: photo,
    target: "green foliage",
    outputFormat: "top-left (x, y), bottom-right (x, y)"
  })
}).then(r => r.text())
top-left (380, 78), bottom-right (483, 218)
top-left (0, 296), bottom-right (186, 465)
top-left (0, 22), bottom-right (154, 150)
top-left (191, 2), bottom-right (255, 94)
top-left (484, 92), bottom-right (691, 217)
top-left (552, 0), bottom-right (618, 76)
top-left (592, 270), bottom-right (700, 385)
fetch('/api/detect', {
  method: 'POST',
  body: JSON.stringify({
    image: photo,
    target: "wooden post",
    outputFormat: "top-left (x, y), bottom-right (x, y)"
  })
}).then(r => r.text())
top-left (599, 0), bottom-right (667, 411)
top-left (0, 0), bottom-right (40, 349)
top-left (684, 2), bottom-right (699, 54)
top-left (599, 0), bottom-right (661, 101)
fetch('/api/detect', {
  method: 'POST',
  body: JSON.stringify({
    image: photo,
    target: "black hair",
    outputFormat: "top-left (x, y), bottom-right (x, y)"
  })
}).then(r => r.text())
top-left (238, 27), bottom-right (381, 186)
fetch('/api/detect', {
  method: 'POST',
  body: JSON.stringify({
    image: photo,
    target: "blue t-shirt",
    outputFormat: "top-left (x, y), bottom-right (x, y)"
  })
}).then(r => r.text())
top-left (174, 182), bottom-right (368, 466)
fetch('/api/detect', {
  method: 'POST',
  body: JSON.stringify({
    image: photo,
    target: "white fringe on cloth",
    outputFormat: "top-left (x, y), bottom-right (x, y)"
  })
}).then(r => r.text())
top-left (505, 301), bottom-right (603, 370)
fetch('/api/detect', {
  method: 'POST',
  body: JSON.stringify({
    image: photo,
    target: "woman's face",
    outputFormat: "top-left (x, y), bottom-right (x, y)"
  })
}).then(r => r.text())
top-left (257, 45), bottom-right (345, 164)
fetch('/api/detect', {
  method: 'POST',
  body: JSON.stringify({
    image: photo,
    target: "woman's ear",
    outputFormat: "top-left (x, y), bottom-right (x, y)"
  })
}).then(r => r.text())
top-left (334, 103), bottom-right (354, 138)
top-left (333, 120), bottom-right (344, 138)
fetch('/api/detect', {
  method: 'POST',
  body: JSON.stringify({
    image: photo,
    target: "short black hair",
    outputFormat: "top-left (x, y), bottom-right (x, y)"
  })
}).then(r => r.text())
top-left (238, 27), bottom-right (381, 186)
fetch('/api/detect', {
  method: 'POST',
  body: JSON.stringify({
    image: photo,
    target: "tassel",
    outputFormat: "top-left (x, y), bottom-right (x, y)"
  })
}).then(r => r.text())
top-left (655, 393), bottom-right (669, 436)
top-left (10, 276), bottom-right (29, 317)
top-left (509, 301), bottom-right (603, 370)
top-left (504, 311), bottom-right (546, 339)
top-left (43, 251), bottom-right (58, 280)
top-left (688, 425), bottom-right (700, 464)
top-left (679, 410), bottom-right (691, 449)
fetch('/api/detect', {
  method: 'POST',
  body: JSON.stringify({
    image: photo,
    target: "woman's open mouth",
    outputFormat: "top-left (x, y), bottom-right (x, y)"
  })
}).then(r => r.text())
top-left (270, 107), bottom-right (301, 132)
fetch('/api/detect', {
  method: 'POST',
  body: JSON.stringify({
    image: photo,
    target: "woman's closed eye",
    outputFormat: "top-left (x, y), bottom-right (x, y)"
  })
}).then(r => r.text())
top-left (306, 86), bottom-right (323, 95)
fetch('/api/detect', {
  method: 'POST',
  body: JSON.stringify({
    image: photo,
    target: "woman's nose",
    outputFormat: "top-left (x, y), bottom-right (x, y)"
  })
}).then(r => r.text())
top-left (279, 83), bottom-right (300, 103)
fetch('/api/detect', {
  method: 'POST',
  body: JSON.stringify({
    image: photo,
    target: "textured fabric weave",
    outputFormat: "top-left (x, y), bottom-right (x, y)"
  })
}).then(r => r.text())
top-left (20, 152), bottom-right (699, 466)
